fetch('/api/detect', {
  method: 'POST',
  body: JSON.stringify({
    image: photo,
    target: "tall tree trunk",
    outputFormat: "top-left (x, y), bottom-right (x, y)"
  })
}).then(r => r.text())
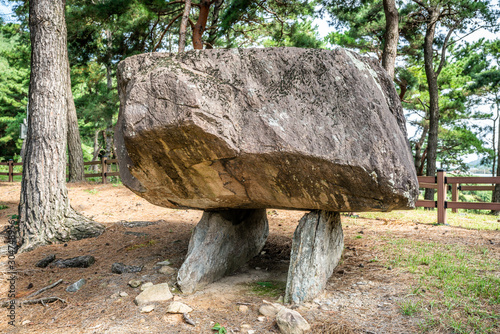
top-left (178, 0), bottom-right (192, 52)
top-left (103, 127), bottom-right (114, 158)
top-left (382, 0), bottom-right (399, 79)
top-left (192, 0), bottom-right (211, 49)
top-left (66, 60), bottom-right (85, 182)
top-left (492, 94), bottom-right (500, 214)
top-left (18, 0), bottom-right (104, 252)
top-left (423, 11), bottom-right (440, 202)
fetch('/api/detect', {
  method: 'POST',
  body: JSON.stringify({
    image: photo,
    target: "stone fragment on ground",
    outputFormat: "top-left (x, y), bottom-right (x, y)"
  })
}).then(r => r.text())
top-left (276, 307), bottom-right (311, 334)
top-left (119, 291), bottom-right (129, 297)
top-left (165, 301), bottom-right (193, 314)
top-left (128, 279), bottom-right (142, 288)
top-left (259, 301), bottom-right (282, 317)
top-left (158, 266), bottom-right (176, 275)
top-left (140, 282), bottom-right (153, 291)
top-left (177, 209), bottom-right (268, 293)
top-left (140, 305), bottom-right (155, 313)
top-left (286, 211), bottom-right (344, 303)
top-left (52, 255), bottom-right (95, 268)
top-left (115, 47), bottom-right (418, 213)
top-left (120, 220), bottom-right (157, 228)
top-left (238, 305), bottom-right (249, 313)
top-left (111, 262), bottom-right (143, 274)
top-left (35, 254), bottom-right (56, 268)
top-left (66, 278), bottom-right (86, 292)
top-left (135, 283), bottom-right (173, 305)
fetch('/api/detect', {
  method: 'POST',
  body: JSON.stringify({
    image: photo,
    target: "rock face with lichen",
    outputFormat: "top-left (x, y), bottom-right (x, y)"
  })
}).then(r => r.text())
top-left (115, 47), bottom-right (418, 212)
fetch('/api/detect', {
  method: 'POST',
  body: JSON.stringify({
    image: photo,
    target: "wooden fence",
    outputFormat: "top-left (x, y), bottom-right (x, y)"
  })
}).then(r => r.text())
top-left (417, 170), bottom-right (500, 224)
top-left (0, 157), bottom-right (119, 184)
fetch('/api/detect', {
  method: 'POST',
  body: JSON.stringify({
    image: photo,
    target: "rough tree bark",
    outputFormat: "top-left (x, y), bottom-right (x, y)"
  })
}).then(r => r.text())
top-left (423, 10), bottom-right (440, 202)
top-left (192, 0), bottom-right (211, 49)
top-left (66, 60), bottom-right (85, 182)
top-left (18, 0), bottom-right (104, 252)
top-left (178, 0), bottom-right (192, 52)
top-left (382, 0), bottom-right (399, 79)
top-left (492, 93), bottom-right (500, 214)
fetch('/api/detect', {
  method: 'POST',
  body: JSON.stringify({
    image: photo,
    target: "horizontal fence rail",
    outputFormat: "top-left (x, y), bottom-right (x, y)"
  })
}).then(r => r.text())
top-left (0, 157), bottom-right (119, 184)
top-left (417, 170), bottom-right (500, 224)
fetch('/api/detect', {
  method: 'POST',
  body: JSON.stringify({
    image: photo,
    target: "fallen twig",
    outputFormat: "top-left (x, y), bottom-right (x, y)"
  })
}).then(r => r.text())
top-left (1, 296), bottom-right (66, 308)
top-left (183, 312), bottom-right (195, 326)
top-left (26, 279), bottom-right (63, 298)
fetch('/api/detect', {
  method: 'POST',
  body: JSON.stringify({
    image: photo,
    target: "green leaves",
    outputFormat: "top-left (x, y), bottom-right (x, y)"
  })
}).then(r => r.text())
top-left (211, 323), bottom-right (227, 334)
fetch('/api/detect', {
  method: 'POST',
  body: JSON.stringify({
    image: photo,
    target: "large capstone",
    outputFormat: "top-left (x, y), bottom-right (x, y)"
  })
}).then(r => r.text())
top-left (177, 209), bottom-right (268, 293)
top-left (115, 47), bottom-right (418, 212)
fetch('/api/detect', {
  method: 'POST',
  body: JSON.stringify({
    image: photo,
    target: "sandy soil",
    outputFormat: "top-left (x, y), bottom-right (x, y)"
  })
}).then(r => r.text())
top-left (0, 182), bottom-right (499, 334)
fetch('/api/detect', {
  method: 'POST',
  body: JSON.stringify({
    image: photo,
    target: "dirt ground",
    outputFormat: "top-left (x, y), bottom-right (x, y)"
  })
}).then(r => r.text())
top-left (0, 182), bottom-right (499, 334)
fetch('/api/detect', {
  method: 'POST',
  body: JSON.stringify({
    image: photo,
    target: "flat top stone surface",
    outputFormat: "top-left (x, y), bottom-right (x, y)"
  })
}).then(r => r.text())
top-left (115, 47), bottom-right (418, 212)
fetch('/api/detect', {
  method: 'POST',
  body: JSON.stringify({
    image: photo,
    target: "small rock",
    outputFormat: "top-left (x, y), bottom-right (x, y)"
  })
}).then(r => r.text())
top-left (121, 220), bottom-right (157, 228)
top-left (159, 266), bottom-right (176, 275)
top-left (119, 291), bottom-right (129, 297)
top-left (276, 307), bottom-right (311, 334)
top-left (140, 305), bottom-right (155, 313)
top-left (53, 255), bottom-right (95, 268)
top-left (358, 263), bottom-right (364, 268)
top-left (21, 320), bottom-right (31, 325)
top-left (239, 305), bottom-right (249, 313)
top-left (241, 324), bottom-right (252, 329)
top-left (128, 279), bottom-right (142, 288)
top-left (135, 283), bottom-right (173, 305)
top-left (259, 302), bottom-right (282, 317)
top-left (157, 260), bottom-right (172, 266)
top-left (166, 301), bottom-right (193, 314)
top-left (257, 316), bottom-right (265, 322)
top-left (357, 281), bottom-right (367, 285)
top-left (66, 278), bottom-right (86, 292)
top-left (111, 262), bottom-right (143, 274)
top-left (35, 254), bottom-right (56, 268)
top-left (140, 318), bottom-right (146, 323)
top-left (140, 282), bottom-right (154, 291)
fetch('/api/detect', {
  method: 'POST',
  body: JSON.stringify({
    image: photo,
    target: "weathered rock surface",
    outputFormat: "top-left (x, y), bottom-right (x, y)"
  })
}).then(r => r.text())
top-left (52, 255), bottom-right (95, 268)
top-left (35, 254), bottom-right (56, 268)
top-left (111, 262), bottom-right (143, 274)
top-left (116, 47), bottom-right (418, 212)
top-left (177, 209), bottom-right (268, 293)
top-left (285, 211), bottom-right (344, 303)
top-left (66, 278), bottom-right (86, 292)
top-left (165, 301), bottom-right (193, 314)
top-left (135, 283), bottom-right (173, 305)
top-left (276, 307), bottom-right (311, 334)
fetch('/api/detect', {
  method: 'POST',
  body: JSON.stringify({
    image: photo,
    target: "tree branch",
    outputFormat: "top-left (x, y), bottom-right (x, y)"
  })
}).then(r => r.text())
top-left (153, 13), bottom-right (183, 52)
top-left (435, 21), bottom-right (461, 76)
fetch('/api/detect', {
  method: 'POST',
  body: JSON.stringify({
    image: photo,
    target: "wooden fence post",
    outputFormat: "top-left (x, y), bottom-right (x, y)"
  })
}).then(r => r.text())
top-left (437, 170), bottom-right (447, 224)
top-left (451, 183), bottom-right (458, 213)
top-left (101, 157), bottom-right (108, 184)
top-left (8, 159), bottom-right (13, 182)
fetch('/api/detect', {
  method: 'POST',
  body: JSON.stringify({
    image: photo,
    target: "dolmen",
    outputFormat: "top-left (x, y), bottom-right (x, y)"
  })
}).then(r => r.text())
top-left (115, 47), bottom-right (419, 303)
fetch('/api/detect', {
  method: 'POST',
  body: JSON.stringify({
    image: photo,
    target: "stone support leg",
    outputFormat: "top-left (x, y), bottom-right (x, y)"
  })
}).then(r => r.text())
top-left (177, 209), bottom-right (269, 293)
top-left (285, 211), bottom-right (344, 303)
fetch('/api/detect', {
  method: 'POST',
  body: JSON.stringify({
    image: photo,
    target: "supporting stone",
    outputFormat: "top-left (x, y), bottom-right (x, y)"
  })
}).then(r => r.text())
top-left (285, 211), bottom-right (344, 304)
top-left (177, 209), bottom-right (269, 293)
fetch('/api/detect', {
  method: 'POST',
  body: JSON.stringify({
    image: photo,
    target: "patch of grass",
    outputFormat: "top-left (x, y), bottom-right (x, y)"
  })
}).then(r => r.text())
top-left (126, 239), bottom-right (157, 251)
top-left (0, 204), bottom-right (8, 210)
top-left (355, 235), bottom-right (363, 239)
top-left (84, 188), bottom-right (99, 195)
top-left (382, 238), bottom-right (500, 333)
top-left (400, 299), bottom-right (421, 316)
top-left (248, 281), bottom-right (286, 298)
top-left (361, 209), bottom-right (500, 231)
